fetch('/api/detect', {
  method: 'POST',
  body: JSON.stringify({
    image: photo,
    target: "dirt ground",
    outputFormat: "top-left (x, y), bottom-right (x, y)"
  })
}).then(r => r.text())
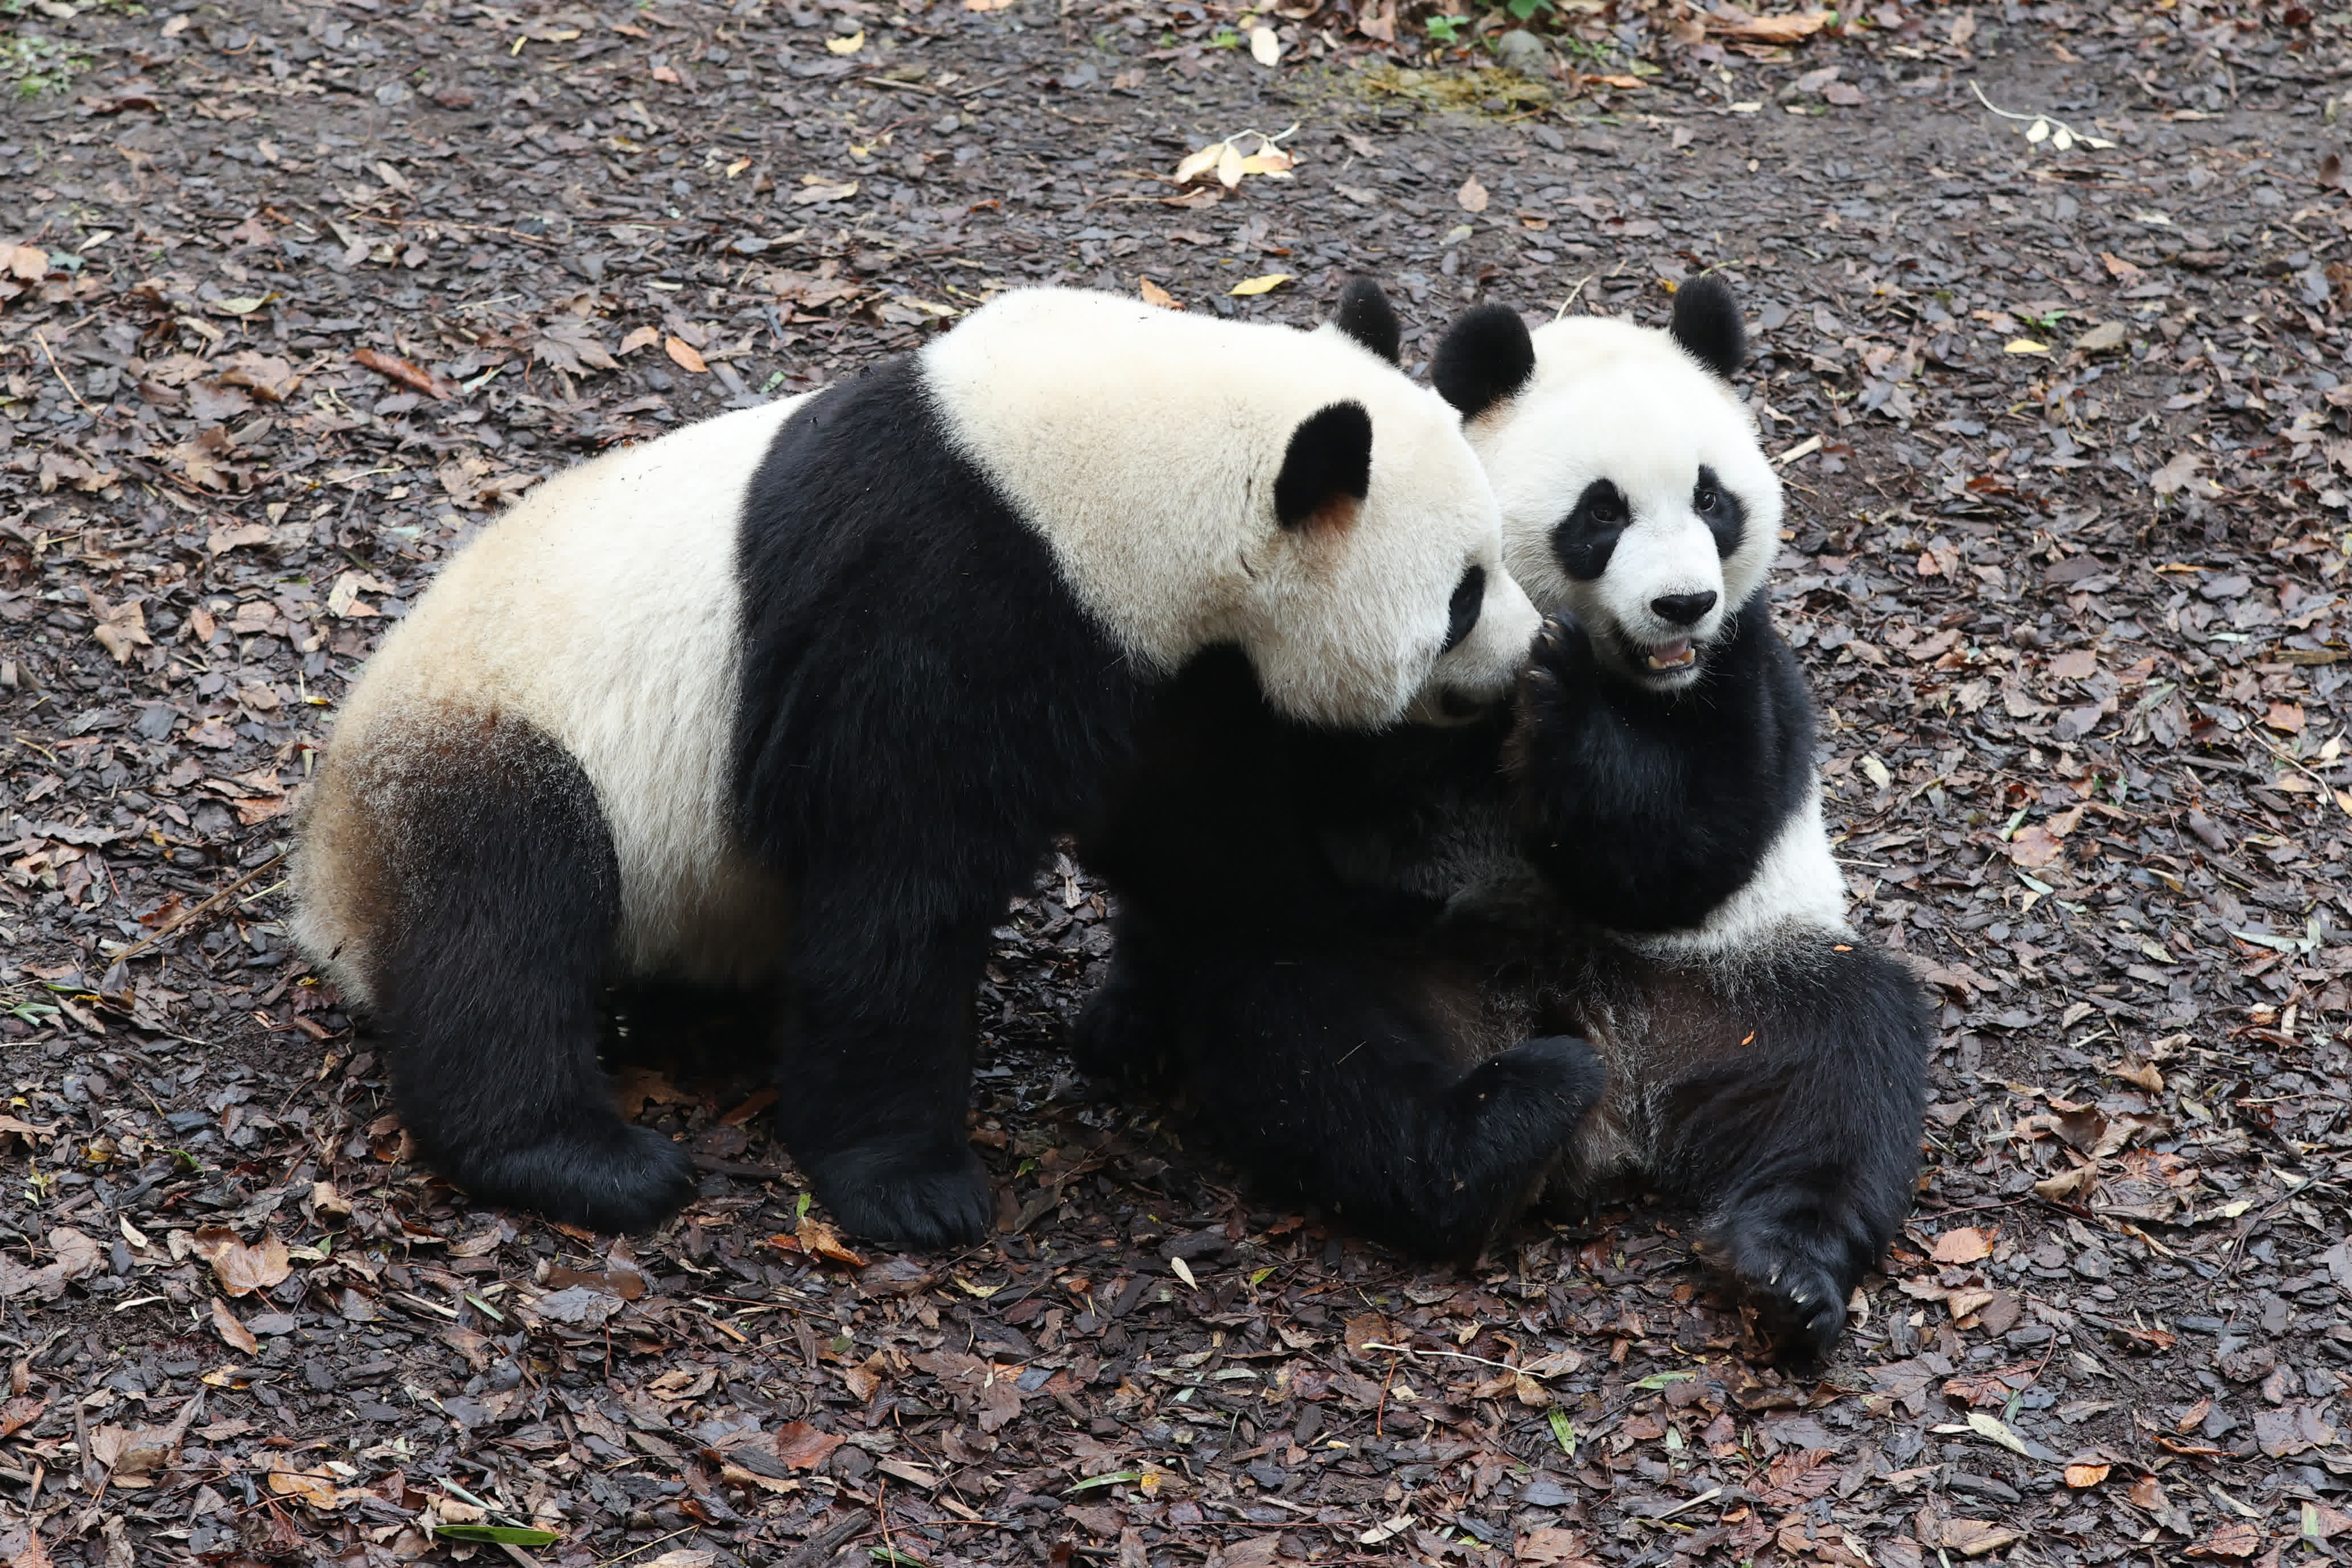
top-left (2, 0), bottom-right (2350, 1563)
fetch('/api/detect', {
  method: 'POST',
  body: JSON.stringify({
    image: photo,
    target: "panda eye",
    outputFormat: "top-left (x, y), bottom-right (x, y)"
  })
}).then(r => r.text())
top-left (1694, 480), bottom-right (1721, 513)
top-left (1587, 489), bottom-right (1625, 524)
top-left (1440, 563), bottom-right (1486, 654)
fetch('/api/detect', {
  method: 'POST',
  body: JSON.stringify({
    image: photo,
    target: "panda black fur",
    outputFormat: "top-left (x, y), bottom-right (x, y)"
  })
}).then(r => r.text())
top-left (292, 284), bottom-right (1540, 1246)
top-left (1077, 280), bottom-right (1931, 1361)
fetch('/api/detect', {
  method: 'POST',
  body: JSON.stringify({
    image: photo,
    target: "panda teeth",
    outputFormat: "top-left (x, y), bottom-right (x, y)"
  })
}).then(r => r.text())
top-left (1644, 639), bottom-right (1695, 671)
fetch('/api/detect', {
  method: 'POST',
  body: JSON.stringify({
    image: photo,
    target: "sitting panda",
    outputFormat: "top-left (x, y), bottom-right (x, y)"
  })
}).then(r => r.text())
top-left (1077, 279), bottom-right (1931, 1361)
top-left (291, 284), bottom-right (1541, 1246)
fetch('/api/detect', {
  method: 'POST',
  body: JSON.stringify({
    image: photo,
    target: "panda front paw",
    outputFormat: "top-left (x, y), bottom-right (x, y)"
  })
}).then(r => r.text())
top-left (1513, 615), bottom-right (1600, 754)
top-left (809, 1140), bottom-right (995, 1250)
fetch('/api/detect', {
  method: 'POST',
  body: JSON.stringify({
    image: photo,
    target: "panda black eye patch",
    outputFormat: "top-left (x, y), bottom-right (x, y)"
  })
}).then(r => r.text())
top-left (1694, 464), bottom-right (1745, 559)
top-left (1441, 563), bottom-right (1486, 653)
top-left (1551, 478), bottom-right (1628, 582)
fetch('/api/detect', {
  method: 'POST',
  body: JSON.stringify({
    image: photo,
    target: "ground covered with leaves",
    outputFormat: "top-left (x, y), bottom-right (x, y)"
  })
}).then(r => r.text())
top-left (3, 0), bottom-right (2352, 1563)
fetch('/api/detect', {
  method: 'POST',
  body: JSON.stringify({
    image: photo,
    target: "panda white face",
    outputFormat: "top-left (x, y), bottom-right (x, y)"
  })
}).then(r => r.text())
top-left (925, 286), bottom-right (1537, 729)
top-left (1463, 300), bottom-right (1781, 696)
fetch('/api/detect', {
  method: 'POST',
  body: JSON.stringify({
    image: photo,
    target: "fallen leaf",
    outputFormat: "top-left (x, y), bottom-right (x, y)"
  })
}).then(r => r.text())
top-left (2064, 1462), bottom-right (2111, 1488)
top-left (1249, 24), bottom-right (1280, 64)
top-left (762, 1216), bottom-right (868, 1268)
top-left (1706, 7), bottom-right (1831, 43)
top-left (2184, 1521), bottom-right (2262, 1559)
top-left (2074, 321), bottom-right (2128, 353)
top-left (2007, 824), bottom-right (2064, 868)
top-left (211, 1297), bottom-right (259, 1355)
top-left (1174, 142), bottom-right (1225, 184)
top-left (352, 347), bottom-right (456, 400)
top-left (665, 337), bottom-right (710, 374)
top-left (1939, 1519), bottom-right (2023, 1556)
top-left (2004, 339), bottom-right (2050, 356)
top-left (1216, 141), bottom-right (1245, 188)
top-left (790, 178), bottom-right (860, 205)
top-left (1931, 1227), bottom-right (1993, 1264)
top-left (190, 1228), bottom-right (292, 1297)
top-left (217, 350), bottom-right (302, 401)
top-left (1229, 273), bottom-right (1293, 298)
top-left (2266, 702), bottom-right (2306, 734)
top-left (963, 0), bottom-right (1018, 10)
top-left (775, 1420), bottom-right (846, 1470)
top-left (2, 243), bottom-right (49, 280)
top-left (619, 324), bottom-right (662, 354)
top-left (825, 28), bottom-right (864, 53)
top-left (1138, 278), bottom-right (1179, 309)
top-left (1456, 174), bottom-right (1490, 213)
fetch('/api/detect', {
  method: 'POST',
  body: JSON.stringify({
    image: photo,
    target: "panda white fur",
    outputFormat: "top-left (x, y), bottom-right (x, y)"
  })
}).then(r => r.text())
top-left (1076, 279), bottom-right (1930, 1363)
top-left (292, 283), bottom-right (1540, 1245)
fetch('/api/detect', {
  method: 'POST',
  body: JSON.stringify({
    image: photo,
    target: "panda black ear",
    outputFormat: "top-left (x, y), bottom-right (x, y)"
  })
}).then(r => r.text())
top-left (1432, 304), bottom-right (1535, 420)
top-left (1670, 275), bottom-right (1745, 379)
top-left (1275, 401), bottom-right (1374, 533)
top-left (1331, 277), bottom-right (1402, 365)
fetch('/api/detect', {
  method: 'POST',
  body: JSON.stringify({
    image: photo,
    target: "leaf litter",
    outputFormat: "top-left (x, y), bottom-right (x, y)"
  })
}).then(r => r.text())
top-left (2, 0), bottom-right (2350, 1565)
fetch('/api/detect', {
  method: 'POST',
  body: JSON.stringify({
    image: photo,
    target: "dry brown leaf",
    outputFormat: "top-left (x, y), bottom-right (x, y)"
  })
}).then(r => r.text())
top-left (1343, 1313), bottom-right (1394, 1359)
top-left (2063, 1462), bottom-right (2111, 1488)
top-left (619, 324), bottom-right (662, 355)
top-left (191, 1227), bottom-right (291, 1297)
top-left (1938, 1519), bottom-right (2023, 1557)
top-left (1456, 174), bottom-right (1490, 213)
top-left (775, 1420), bottom-right (846, 1470)
top-left (2006, 824), bottom-right (2063, 868)
top-left (211, 1297), bottom-right (259, 1355)
top-left (1138, 278), bottom-right (1180, 310)
top-left (762, 1216), bottom-right (868, 1268)
top-left (2, 244), bottom-right (49, 281)
top-left (352, 347), bottom-right (456, 400)
top-left (1707, 6), bottom-right (1832, 44)
top-left (1930, 1226), bottom-right (1992, 1264)
top-left (665, 337), bottom-right (710, 374)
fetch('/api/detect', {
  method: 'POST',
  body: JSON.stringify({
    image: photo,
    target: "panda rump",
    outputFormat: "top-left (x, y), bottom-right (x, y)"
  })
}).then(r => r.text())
top-left (291, 285), bottom-right (1526, 1244)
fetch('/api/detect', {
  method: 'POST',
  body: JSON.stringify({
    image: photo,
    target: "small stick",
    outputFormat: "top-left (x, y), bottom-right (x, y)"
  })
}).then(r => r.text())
top-left (105, 851), bottom-right (287, 968)
top-left (31, 330), bottom-right (95, 416)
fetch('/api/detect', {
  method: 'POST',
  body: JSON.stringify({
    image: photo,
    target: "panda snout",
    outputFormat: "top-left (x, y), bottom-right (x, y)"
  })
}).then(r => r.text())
top-left (1650, 591), bottom-right (1717, 628)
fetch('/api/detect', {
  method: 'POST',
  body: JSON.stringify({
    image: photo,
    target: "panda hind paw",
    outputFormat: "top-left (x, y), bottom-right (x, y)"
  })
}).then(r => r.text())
top-left (458, 1121), bottom-right (698, 1235)
top-left (810, 1143), bottom-right (995, 1251)
top-left (1715, 1216), bottom-right (1864, 1367)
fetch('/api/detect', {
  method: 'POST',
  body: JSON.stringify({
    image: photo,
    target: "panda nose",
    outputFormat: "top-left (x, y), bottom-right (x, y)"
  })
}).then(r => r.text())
top-left (1651, 591), bottom-right (1717, 627)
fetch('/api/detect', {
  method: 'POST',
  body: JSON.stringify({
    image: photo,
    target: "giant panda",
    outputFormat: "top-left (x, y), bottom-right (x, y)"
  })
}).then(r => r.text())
top-left (1075, 279), bottom-right (1931, 1362)
top-left (290, 284), bottom-right (1542, 1247)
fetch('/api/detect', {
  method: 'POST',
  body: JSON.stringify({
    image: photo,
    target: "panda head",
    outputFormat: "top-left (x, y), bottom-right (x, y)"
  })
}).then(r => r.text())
top-left (1431, 278), bottom-right (1781, 696)
top-left (923, 283), bottom-right (1538, 729)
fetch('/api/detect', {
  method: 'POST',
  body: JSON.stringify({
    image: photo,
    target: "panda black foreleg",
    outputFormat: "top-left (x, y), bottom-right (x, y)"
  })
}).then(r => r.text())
top-left (1510, 609), bottom-right (1809, 933)
top-left (772, 889), bottom-right (995, 1249)
top-left (1651, 944), bottom-right (1933, 1364)
top-left (371, 720), bottom-right (695, 1234)
top-left (1168, 953), bottom-right (1604, 1262)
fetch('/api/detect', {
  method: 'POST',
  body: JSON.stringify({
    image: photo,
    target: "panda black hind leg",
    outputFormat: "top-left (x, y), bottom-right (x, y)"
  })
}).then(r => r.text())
top-left (365, 713), bottom-right (695, 1233)
top-left (1646, 942), bottom-right (1933, 1365)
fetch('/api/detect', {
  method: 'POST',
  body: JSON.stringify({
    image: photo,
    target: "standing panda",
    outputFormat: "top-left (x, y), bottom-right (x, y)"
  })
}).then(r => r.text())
top-left (291, 284), bottom-right (1542, 1247)
top-left (1077, 279), bottom-right (1931, 1361)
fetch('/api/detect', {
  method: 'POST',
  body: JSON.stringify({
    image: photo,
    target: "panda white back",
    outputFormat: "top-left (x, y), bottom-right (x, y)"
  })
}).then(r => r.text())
top-left (294, 395), bottom-right (813, 1000)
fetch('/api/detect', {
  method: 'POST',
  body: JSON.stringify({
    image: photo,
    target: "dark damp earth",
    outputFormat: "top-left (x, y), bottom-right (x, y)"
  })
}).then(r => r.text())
top-left (3, 1), bottom-right (2350, 1563)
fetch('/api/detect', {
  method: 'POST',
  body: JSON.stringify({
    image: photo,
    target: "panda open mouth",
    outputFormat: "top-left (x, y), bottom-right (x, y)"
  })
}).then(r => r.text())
top-left (1643, 639), bottom-right (1696, 672)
